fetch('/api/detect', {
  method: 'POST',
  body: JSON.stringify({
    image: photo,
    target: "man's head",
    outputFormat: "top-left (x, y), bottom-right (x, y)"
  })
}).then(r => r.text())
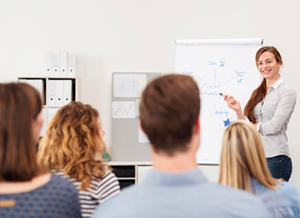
top-left (139, 74), bottom-right (200, 156)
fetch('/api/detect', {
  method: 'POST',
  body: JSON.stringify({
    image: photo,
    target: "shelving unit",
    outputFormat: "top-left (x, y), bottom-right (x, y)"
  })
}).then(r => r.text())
top-left (108, 162), bottom-right (152, 189)
top-left (109, 161), bottom-right (220, 189)
top-left (18, 77), bottom-right (78, 136)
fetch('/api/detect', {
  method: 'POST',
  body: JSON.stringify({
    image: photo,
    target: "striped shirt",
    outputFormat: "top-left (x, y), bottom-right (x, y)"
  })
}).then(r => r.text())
top-left (55, 170), bottom-right (120, 218)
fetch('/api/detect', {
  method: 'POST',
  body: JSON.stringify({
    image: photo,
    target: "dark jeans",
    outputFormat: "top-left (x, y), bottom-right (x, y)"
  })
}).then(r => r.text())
top-left (267, 155), bottom-right (292, 181)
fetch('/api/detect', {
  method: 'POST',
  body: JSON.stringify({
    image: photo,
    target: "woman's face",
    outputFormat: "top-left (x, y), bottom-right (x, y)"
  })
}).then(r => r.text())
top-left (100, 129), bottom-right (105, 138)
top-left (32, 112), bottom-right (43, 143)
top-left (98, 120), bottom-right (105, 138)
top-left (257, 51), bottom-right (282, 81)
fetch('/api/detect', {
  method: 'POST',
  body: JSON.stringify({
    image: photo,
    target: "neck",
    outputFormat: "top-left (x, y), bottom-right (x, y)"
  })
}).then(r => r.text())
top-left (152, 152), bottom-right (198, 172)
top-left (0, 173), bottom-right (50, 194)
top-left (152, 136), bottom-right (199, 172)
top-left (266, 75), bottom-right (280, 88)
top-left (152, 120), bottom-right (200, 173)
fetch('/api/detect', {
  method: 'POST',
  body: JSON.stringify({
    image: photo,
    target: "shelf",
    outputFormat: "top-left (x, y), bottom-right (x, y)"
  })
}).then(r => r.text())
top-left (18, 77), bottom-right (78, 136)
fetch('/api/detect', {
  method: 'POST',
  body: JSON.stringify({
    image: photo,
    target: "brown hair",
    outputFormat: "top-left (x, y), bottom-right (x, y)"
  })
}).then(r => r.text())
top-left (37, 101), bottom-right (108, 190)
top-left (219, 120), bottom-right (281, 192)
top-left (244, 46), bottom-right (282, 123)
top-left (139, 74), bottom-right (200, 156)
top-left (0, 83), bottom-right (43, 182)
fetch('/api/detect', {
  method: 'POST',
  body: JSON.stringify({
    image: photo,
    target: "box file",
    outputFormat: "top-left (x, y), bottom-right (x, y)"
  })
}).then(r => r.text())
top-left (48, 80), bottom-right (56, 106)
top-left (40, 108), bottom-right (47, 136)
top-left (55, 80), bottom-right (64, 107)
top-left (52, 53), bottom-right (60, 76)
top-left (68, 52), bottom-right (76, 77)
top-left (33, 79), bottom-right (44, 104)
top-left (63, 80), bottom-right (72, 105)
top-left (48, 108), bottom-right (60, 125)
top-left (45, 52), bottom-right (52, 76)
top-left (60, 52), bottom-right (68, 77)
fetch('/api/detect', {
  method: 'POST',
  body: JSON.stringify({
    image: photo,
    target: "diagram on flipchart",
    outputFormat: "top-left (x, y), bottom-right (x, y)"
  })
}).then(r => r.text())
top-left (175, 43), bottom-right (262, 163)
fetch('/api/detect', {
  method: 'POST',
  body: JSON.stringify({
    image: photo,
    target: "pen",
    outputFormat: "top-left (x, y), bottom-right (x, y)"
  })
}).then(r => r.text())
top-left (219, 93), bottom-right (225, 97)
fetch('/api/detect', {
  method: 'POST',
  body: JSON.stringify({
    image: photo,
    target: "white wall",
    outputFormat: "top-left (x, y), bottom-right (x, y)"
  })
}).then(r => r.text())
top-left (1, 0), bottom-right (300, 188)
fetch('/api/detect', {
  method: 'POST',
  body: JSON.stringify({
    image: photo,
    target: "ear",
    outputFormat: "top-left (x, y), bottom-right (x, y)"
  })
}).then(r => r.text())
top-left (139, 119), bottom-right (145, 132)
top-left (278, 61), bottom-right (282, 68)
top-left (194, 115), bottom-right (200, 133)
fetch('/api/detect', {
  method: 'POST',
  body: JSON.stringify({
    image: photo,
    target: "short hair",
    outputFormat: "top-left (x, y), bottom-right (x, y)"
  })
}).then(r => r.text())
top-left (139, 74), bottom-right (200, 156)
top-left (0, 83), bottom-right (43, 181)
top-left (219, 120), bottom-right (280, 192)
top-left (37, 101), bottom-right (108, 190)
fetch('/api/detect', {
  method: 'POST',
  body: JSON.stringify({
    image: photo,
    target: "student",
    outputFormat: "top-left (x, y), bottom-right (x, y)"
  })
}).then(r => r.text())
top-left (37, 101), bottom-right (120, 218)
top-left (92, 74), bottom-right (270, 218)
top-left (0, 83), bottom-right (81, 218)
top-left (223, 46), bottom-right (296, 181)
top-left (219, 120), bottom-right (299, 218)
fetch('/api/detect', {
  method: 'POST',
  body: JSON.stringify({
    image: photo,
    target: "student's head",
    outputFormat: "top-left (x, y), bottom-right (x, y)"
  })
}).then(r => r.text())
top-left (219, 120), bottom-right (278, 192)
top-left (139, 74), bottom-right (200, 156)
top-left (0, 83), bottom-right (43, 182)
top-left (37, 101), bottom-right (107, 190)
top-left (255, 46), bottom-right (282, 67)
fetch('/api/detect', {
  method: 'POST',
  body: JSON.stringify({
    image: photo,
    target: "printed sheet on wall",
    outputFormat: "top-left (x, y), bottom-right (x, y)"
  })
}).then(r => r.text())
top-left (175, 38), bottom-right (263, 164)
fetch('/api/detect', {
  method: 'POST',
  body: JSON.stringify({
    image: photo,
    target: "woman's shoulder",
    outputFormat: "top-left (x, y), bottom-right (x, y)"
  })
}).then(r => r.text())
top-left (278, 181), bottom-right (299, 196)
top-left (91, 170), bottom-right (118, 187)
top-left (280, 82), bottom-right (297, 95)
top-left (48, 174), bottom-right (78, 193)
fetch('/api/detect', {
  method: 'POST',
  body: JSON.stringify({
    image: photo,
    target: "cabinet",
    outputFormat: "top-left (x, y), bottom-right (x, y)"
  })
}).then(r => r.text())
top-left (109, 162), bottom-right (220, 189)
top-left (18, 77), bottom-right (78, 136)
top-left (109, 162), bottom-right (152, 189)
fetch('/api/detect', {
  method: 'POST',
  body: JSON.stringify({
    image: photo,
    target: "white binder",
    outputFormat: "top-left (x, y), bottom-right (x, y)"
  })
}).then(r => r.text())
top-left (33, 79), bottom-right (44, 104)
top-left (48, 80), bottom-right (56, 106)
top-left (19, 79), bottom-right (34, 87)
top-left (45, 52), bottom-right (52, 76)
top-left (55, 80), bottom-right (64, 107)
top-left (40, 108), bottom-right (47, 136)
top-left (67, 52), bottom-right (76, 77)
top-left (63, 80), bottom-right (72, 105)
top-left (52, 52), bottom-right (60, 76)
top-left (47, 108), bottom-right (60, 125)
top-left (60, 52), bottom-right (68, 77)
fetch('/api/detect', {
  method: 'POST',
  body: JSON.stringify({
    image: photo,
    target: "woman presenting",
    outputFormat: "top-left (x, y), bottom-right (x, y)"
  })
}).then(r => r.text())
top-left (224, 46), bottom-right (296, 181)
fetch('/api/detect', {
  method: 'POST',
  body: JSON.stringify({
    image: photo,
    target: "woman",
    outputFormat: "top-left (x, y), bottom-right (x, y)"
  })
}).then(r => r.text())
top-left (37, 101), bottom-right (120, 218)
top-left (223, 46), bottom-right (296, 181)
top-left (219, 120), bottom-right (299, 218)
top-left (0, 83), bottom-right (81, 218)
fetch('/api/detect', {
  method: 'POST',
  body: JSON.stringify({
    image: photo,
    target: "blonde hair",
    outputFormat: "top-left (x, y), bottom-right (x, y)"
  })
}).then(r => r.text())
top-left (219, 120), bottom-right (281, 192)
top-left (37, 101), bottom-right (108, 190)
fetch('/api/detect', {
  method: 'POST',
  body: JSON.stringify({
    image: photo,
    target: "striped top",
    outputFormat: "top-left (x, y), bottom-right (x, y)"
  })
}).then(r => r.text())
top-left (55, 170), bottom-right (120, 218)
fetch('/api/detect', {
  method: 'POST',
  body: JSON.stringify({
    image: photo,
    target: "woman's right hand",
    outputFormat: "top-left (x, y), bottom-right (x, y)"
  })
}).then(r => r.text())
top-left (223, 95), bottom-right (242, 112)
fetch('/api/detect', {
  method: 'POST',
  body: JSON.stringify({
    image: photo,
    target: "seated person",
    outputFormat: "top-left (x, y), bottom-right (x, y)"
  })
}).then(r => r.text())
top-left (92, 74), bottom-right (270, 218)
top-left (219, 120), bottom-right (299, 218)
top-left (37, 101), bottom-right (120, 218)
top-left (0, 83), bottom-right (81, 218)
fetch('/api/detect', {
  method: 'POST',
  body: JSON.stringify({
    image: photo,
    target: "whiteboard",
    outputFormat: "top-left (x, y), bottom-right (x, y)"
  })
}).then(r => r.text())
top-left (175, 38), bottom-right (263, 164)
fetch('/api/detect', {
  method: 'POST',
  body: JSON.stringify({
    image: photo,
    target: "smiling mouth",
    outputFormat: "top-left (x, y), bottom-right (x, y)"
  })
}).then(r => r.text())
top-left (262, 69), bottom-right (271, 74)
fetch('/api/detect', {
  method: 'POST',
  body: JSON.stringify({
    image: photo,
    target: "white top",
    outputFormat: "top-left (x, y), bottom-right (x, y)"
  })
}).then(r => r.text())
top-left (253, 78), bottom-right (297, 157)
top-left (55, 170), bottom-right (120, 218)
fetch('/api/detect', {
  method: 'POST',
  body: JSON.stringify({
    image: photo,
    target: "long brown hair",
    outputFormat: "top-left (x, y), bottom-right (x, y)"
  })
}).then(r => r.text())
top-left (219, 120), bottom-right (281, 192)
top-left (244, 46), bottom-right (282, 123)
top-left (37, 101), bottom-right (108, 190)
top-left (0, 83), bottom-right (43, 182)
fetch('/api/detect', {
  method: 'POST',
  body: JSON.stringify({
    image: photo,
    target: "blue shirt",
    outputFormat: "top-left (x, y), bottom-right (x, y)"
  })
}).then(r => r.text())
top-left (251, 178), bottom-right (300, 218)
top-left (92, 168), bottom-right (270, 218)
top-left (0, 174), bottom-right (81, 218)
